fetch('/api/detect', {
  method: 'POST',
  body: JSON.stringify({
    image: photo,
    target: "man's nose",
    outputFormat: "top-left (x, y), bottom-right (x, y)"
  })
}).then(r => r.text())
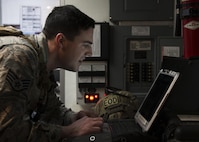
top-left (86, 48), bottom-right (92, 57)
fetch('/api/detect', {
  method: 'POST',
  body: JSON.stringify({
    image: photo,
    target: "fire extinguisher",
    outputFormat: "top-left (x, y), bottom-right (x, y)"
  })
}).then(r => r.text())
top-left (181, 0), bottom-right (199, 59)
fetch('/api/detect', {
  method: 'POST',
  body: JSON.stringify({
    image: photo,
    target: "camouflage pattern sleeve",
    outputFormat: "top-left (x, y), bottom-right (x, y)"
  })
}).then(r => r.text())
top-left (0, 41), bottom-right (63, 142)
top-left (39, 71), bottom-right (77, 126)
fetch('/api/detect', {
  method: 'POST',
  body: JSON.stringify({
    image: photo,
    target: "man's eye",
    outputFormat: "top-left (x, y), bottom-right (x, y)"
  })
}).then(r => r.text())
top-left (82, 44), bottom-right (92, 49)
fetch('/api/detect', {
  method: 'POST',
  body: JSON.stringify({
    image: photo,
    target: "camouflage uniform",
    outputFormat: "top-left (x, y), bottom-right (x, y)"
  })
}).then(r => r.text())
top-left (0, 30), bottom-right (76, 142)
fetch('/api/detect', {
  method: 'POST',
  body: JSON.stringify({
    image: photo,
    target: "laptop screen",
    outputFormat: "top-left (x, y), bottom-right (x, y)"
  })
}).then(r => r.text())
top-left (134, 69), bottom-right (179, 132)
top-left (140, 73), bottom-right (174, 121)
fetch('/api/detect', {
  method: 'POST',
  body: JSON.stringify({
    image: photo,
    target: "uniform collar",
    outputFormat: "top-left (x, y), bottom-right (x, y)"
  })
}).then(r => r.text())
top-left (30, 32), bottom-right (48, 64)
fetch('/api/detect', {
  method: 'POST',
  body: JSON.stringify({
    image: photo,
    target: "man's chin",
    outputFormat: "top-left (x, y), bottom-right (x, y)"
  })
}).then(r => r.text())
top-left (64, 66), bottom-right (78, 72)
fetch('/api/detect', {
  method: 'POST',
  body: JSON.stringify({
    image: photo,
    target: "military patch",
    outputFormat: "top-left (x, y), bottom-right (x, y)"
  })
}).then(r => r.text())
top-left (6, 70), bottom-right (31, 91)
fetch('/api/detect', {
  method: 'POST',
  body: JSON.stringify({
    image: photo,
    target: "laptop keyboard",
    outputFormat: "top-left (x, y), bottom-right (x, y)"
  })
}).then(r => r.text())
top-left (107, 119), bottom-right (142, 138)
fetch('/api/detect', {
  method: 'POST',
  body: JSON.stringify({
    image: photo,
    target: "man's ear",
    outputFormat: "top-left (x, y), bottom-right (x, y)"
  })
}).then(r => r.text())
top-left (55, 33), bottom-right (65, 47)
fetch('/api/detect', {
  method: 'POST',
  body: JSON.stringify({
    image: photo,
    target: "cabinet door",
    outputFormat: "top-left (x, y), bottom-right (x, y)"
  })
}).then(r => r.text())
top-left (110, 0), bottom-right (174, 21)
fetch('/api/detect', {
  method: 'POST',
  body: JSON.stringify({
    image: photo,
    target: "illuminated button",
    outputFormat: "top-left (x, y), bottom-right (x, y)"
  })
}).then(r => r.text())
top-left (90, 95), bottom-right (94, 101)
top-left (84, 93), bottom-right (99, 103)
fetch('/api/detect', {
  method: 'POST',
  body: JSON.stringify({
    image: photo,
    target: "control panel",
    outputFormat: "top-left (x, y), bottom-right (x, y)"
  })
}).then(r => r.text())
top-left (77, 61), bottom-right (108, 105)
top-left (109, 25), bottom-right (183, 101)
top-left (125, 38), bottom-right (155, 94)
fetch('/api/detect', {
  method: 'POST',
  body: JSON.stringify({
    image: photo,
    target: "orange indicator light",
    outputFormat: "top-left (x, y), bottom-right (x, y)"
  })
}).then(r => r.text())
top-left (90, 96), bottom-right (94, 101)
top-left (84, 93), bottom-right (99, 103)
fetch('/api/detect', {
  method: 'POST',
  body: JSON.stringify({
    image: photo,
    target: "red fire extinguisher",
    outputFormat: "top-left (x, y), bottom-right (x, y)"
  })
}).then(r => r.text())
top-left (181, 0), bottom-right (199, 59)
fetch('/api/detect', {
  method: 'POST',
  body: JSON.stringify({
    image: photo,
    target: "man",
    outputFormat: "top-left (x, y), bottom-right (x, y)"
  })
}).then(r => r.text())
top-left (0, 5), bottom-right (103, 142)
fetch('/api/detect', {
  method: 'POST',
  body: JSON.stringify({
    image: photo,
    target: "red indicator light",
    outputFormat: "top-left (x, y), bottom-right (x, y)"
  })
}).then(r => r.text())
top-left (84, 93), bottom-right (99, 103)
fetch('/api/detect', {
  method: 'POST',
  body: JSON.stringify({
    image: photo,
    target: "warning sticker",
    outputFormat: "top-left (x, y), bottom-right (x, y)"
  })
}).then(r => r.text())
top-left (184, 21), bottom-right (199, 30)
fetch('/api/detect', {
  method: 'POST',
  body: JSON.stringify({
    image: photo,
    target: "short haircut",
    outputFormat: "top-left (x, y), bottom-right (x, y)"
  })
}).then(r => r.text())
top-left (43, 5), bottom-right (95, 40)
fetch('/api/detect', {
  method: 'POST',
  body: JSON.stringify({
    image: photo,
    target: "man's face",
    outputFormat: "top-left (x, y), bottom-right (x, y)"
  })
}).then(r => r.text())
top-left (58, 28), bottom-right (93, 72)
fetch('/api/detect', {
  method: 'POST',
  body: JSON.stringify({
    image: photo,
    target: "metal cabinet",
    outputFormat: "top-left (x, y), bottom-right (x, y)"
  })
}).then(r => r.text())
top-left (110, 0), bottom-right (174, 22)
